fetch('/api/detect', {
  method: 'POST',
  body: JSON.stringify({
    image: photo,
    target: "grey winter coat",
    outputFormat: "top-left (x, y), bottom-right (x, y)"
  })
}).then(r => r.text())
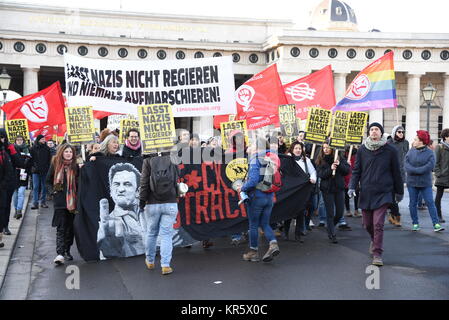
top-left (404, 146), bottom-right (435, 188)
top-left (434, 143), bottom-right (449, 187)
top-left (387, 125), bottom-right (409, 182)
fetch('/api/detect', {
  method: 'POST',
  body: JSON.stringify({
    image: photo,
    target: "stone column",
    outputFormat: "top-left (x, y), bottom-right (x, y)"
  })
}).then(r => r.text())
top-left (406, 73), bottom-right (423, 142)
top-left (443, 73), bottom-right (449, 131)
top-left (22, 65), bottom-right (40, 95)
top-left (333, 72), bottom-right (348, 101)
top-left (369, 109), bottom-right (384, 128)
top-left (192, 116), bottom-right (214, 139)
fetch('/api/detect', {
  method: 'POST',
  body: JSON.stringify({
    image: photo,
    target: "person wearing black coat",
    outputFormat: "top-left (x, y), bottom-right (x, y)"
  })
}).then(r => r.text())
top-left (12, 135), bottom-right (32, 219)
top-left (121, 128), bottom-right (142, 159)
top-left (0, 128), bottom-right (24, 240)
top-left (316, 141), bottom-right (350, 244)
top-left (348, 123), bottom-right (403, 267)
top-left (30, 134), bottom-right (52, 209)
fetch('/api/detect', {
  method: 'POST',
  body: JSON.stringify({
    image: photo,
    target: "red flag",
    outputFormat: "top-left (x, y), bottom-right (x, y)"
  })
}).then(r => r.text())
top-left (235, 64), bottom-right (287, 120)
top-left (1, 82), bottom-right (66, 131)
top-left (283, 65), bottom-right (336, 120)
top-left (30, 126), bottom-right (55, 141)
top-left (238, 114), bottom-right (280, 130)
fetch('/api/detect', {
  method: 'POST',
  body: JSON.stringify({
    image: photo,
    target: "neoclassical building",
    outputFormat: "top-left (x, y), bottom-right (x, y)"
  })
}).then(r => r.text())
top-left (1, 0), bottom-right (448, 142)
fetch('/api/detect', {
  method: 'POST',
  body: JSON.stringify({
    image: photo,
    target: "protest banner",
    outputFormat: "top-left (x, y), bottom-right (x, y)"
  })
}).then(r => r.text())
top-left (5, 119), bottom-right (30, 145)
top-left (138, 104), bottom-right (176, 152)
top-left (346, 111), bottom-right (369, 144)
top-left (329, 110), bottom-right (350, 149)
top-left (220, 120), bottom-right (248, 151)
top-left (64, 54), bottom-right (236, 117)
top-left (64, 106), bottom-right (96, 144)
top-left (304, 107), bottom-right (332, 144)
top-left (119, 119), bottom-right (140, 144)
top-left (107, 113), bottom-right (138, 131)
top-left (279, 104), bottom-right (299, 147)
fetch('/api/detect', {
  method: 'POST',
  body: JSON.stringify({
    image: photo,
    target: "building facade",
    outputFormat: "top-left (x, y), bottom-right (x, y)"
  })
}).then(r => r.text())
top-left (1, 1), bottom-right (449, 141)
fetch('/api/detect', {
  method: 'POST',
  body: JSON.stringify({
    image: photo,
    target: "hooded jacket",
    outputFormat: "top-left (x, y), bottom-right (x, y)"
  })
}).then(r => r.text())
top-left (387, 125), bottom-right (409, 182)
top-left (434, 142), bottom-right (449, 187)
top-left (30, 138), bottom-right (52, 174)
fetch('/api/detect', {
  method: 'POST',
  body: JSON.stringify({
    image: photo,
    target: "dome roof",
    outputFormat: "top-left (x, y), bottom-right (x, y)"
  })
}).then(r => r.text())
top-left (310, 0), bottom-right (358, 32)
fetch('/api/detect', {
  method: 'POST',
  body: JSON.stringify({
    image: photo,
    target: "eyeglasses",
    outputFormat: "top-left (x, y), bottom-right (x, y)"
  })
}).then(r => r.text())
top-left (397, 131), bottom-right (404, 134)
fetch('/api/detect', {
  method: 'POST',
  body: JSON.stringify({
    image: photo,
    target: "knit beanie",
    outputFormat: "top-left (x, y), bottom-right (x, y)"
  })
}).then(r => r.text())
top-left (416, 130), bottom-right (430, 146)
top-left (36, 134), bottom-right (45, 142)
top-left (368, 122), bottom-right (384, 136)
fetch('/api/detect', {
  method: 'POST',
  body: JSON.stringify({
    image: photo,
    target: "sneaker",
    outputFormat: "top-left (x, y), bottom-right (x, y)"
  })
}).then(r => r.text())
top-left (338, 224), bottom-right (352, 231)
top-left (64, 252), bottom-right (74, 261)
top-left (372, 256), bottom-right (383, 266)
top-left (412, 224), bottom-right (420, 231)
top-left (243, 249), bottom-right (260, 262)
top-left (434, 224), bottom-right (445, 232)
top-left (309, 220), bottom-right (315, 227)
top-left (15, 211), bottom-right (23, 219)
top-left (53, 255), bottom-right (65, 266)
top-left (31, 204), bottom-right (39, 210)
top-left (145, 259), bottom-right (155, 270)
top-left (161, 267), bottom-right (173, 275)
top-left (3, 228), bottom-right (11, 235)
top-left (262, 242), bottom-right (280, 262)
top-left (41, 203), bottom-right (49, 208)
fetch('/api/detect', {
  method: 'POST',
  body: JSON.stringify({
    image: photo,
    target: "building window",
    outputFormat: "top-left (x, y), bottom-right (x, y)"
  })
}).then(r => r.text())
top-left (249, 53), bottom-right (259, 63)
top-left (402, 115), bottom-right (406, 131)
top-left (403, 50), bottom-right (413, 60)
top-left (384, 49), bottom-right (392, 55)
top-left (194, 51), bottom-right (204, 59)
top-left (14, 41), bottom-right (25, 53)
top-left (118, 48), bottom-right (128, 58)
top-left (35, 43), bottom-right (46, 54)
top-left (271, 51), bottom-right (275, 61)
top-left (290, 47), bottom-right (300, 57)
top-left (365, 49), bottom-right (375, 59)
top-left (438, 116), bottom-right (443, 142)
top-left (213, 52), bottom-right (222, 57)
top-left (78, 46), bottom-right (88, 56)
top-left (0, 42), bottom-right (2, 51)
top-left (421, 50), bottom-right (431, 60)
top-left (157, 50), bottom-right (167, 60)
top-left (98, 47), bottom-right (108, 57)
top-left (441, 50), bottom-right (449, 61)
top-left (57, 44), bottom-right (67, 55)
top-left (138, 49), bottom-right (147, 59)
top-left (346, 48), bottom-right (356, 59)
top-left (309, 48), bottom-right (319, 58)
top-left (232, 53), bottom-right (240, 63)
top-left (176, 50), bottom-right (185, 60)
top-left (328, 48), bottom-right (338, 58)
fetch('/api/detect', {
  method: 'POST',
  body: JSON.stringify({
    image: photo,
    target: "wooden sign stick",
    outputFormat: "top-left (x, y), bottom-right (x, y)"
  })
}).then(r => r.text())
top-left (332, 148), bottom-right (339, 176)
top-left (310, 143), bottom-right (316, 160)
top-left (347, 144), bottom-right (354, 166)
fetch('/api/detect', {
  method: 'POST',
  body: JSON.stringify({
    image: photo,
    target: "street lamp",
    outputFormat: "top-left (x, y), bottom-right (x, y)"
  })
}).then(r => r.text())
top-left (0, 67), bottom-right (12, 124)
top-left (422, 82), bottom-right (437, 133)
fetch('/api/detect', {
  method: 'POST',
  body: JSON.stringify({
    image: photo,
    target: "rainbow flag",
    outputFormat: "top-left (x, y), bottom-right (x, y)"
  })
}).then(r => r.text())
top-left (333, 51), bottom-right (397, 112)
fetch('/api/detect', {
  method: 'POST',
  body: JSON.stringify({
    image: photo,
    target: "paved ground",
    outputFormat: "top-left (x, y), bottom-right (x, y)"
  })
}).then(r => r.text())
top-left (1, 189), bottom-right (449, 300)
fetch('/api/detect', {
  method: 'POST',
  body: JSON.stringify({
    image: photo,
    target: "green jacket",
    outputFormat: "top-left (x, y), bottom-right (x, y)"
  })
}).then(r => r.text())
top-left (434, 143), bottom-right (449, 187)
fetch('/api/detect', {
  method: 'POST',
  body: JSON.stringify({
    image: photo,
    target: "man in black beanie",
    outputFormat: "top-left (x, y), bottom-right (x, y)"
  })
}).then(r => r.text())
top-left (30, 134), bottom-right (52, 209)
top-left (348, 122), bottom-right (403, 267)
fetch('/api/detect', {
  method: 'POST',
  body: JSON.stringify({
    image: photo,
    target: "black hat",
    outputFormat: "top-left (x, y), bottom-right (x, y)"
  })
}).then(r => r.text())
top-left (368, 122), bottom-right (384, 136)
top-left (36, 134), bottom-right (45, 142)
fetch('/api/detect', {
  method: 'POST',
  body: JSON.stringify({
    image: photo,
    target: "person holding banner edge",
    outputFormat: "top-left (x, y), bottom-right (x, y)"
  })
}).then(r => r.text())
top-left (348, 123), bottom-right (403, 267)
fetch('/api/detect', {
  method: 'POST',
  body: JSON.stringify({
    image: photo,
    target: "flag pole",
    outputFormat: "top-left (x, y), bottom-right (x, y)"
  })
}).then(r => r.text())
top-left (332, 148), bottom-right (339, 176)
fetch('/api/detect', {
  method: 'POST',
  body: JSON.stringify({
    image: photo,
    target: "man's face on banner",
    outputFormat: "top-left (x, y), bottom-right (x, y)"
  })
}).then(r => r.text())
top-left (110, 170), bottom-right (138, 208)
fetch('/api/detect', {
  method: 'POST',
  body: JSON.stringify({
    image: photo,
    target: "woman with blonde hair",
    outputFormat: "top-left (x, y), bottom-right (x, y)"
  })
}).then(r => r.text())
top-left (46, 143), bottom-right (79, 265)
top-left (90, 134), bottom-right (121, 161)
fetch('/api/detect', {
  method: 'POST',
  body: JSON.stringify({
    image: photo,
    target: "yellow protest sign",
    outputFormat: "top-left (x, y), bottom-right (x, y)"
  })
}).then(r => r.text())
top-left (5, 119), bottom-right (30, 145)
top-left (279, 104), bottom-right (299, 147)
top-left (65, 106), bottom-right (96, 144)
top-left (220, 120), bottom-right (248, 151)
top-left (346, 111), bottom-right (369, 144)
top-left (138, 104), bottom-right (176, 152)
top-left (329, 110), bottom-right (350, 149)
top-left (119, 119), bottom-right (140, 144)
top-left (304, 107), bottom-right (332, 144)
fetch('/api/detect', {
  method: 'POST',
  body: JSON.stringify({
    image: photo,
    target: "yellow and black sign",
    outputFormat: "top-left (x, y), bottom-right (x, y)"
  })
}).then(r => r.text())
top-left (225, 158), bottom-right (248, 182)
top-left (279, 104), bottom-right (299, 147)
top-left (220, 120), bottom-right (248, 151)
top-left (119, 119), bottom-right (140, 144)
top-left (138, 104), bottom-right (176, 153)
top-left (346, 111), bottom-right (369, 144)
top-left (5, 119), bottom-right (30, 145)
top-left (304, 107), bottom-right (332, 144)
top-left (329, 110), bottom-right (350, 149)
top-left (65, 106), bottom-right (96, 144)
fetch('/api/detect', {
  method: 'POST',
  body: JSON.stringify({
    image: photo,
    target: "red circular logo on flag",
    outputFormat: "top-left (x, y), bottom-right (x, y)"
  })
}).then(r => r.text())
top-left (346, 74), bottom-right (371, 100)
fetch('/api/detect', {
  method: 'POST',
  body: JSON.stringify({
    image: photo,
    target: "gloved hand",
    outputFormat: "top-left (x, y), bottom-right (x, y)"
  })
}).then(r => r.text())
top-left (347, 189), bottom-right (356, 198)
top-left (395, 193), bottom-right (404, 203)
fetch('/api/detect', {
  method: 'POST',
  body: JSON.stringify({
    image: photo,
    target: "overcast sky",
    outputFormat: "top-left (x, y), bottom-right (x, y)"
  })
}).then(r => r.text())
top-left (5, 0), bottom-right (449, 33)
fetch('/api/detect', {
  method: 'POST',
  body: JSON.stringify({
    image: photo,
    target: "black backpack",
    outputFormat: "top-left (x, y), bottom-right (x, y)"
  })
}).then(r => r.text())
top-left (149, 155), bottom-right (178, 201)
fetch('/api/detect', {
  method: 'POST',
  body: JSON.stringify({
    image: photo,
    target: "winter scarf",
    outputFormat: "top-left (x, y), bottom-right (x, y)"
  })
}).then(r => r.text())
top-left (53, 159), bottom-right (77, 212)
top-left (364, 136), bottom-right (387, 151)
top-left (125, 139), bottom-right (141, 151)
top-left (442, 141), bottom-right (449, 149)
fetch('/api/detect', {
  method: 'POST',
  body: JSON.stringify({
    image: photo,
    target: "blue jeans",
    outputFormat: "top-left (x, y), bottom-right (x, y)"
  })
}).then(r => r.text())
top-left (13, 186), bottom-right (26, 211)
top-left (248, 195), bottom-right (276, 249)
top-left (32, 173), bottom-right (47, 205)
top-left (408, 186), bottom-right (439, 225)
top-left (143, 203), bottom-right (178, 267)
top-left (318, 191), bottom-right (327, 224)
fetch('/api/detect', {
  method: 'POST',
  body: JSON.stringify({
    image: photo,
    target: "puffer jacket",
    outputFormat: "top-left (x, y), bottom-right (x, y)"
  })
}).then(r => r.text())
top-left (404, 146), bottom-right (435, 188)
top-left (434, 142), bottom-right (449, 187)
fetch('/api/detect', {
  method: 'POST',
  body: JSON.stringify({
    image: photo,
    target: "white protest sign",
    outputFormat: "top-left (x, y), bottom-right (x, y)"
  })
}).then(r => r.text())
top-left (64, 54), bottom-right (236, 117)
